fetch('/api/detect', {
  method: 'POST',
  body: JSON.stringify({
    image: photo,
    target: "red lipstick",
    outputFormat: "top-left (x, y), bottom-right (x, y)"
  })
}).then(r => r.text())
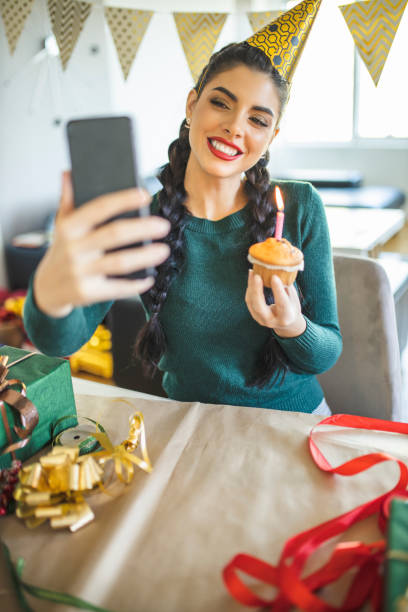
top-left (207, 137), bottom-right (243, 161)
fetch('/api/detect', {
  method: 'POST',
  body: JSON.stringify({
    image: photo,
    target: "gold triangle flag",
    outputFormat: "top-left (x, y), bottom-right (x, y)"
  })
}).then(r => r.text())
top-left (47, 0), bottom-right (92, 70)
top-left (246, 0), bottom-right (322, 82)
top-left (173, 12), bottom-right (228, 83)
top-left (104, 8), bottom-right (153, 80)
top-left (0, 0), bottom-right (35, 54)
top-left (339, 0), bottom-right (408, 86)
top-left (247, 11), bottom-right (282, 34)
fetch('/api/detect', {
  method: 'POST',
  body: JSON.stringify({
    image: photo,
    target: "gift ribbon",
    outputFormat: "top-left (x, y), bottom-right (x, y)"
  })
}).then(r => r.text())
top-left (223, 413), bottom-right (408, 611)
top-left (0, 354), bottom-right (39, 459)
top-left (1, 539), bottom-right (116, 612)
top-left (52, 415), bottom-right (104, 455)
top-left (388, 550), bottom-right (408, 562)
top-left (89, 412), bottom-right (153, 483)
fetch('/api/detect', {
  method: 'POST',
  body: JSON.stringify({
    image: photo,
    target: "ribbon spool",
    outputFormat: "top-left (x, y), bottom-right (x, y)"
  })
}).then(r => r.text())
top-left (53, 416), bottom-right (105, 455)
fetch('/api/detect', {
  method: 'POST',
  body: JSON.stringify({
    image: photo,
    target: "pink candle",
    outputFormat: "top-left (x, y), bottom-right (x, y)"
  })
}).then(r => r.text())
top-left (274, 186), bottom-right (285, 240)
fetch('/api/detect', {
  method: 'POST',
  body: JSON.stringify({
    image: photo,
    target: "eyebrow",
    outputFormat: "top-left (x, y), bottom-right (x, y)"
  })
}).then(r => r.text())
top-left (211, 86), bottom-right (275, 118)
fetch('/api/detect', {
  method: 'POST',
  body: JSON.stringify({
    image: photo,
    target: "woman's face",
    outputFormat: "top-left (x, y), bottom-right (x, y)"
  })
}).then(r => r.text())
top-left (185, 64), bottom-right (281, 180)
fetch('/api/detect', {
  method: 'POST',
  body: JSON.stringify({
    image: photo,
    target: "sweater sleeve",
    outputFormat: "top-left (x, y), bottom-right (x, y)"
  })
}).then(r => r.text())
top-left (23, 277), bottom-right (113, 357)
top-left (272, 183), bottom-right (342, 374)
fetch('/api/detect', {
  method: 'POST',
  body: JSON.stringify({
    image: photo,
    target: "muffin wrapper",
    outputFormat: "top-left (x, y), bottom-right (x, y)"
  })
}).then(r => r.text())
top-left (252, 263), bottom-right (300, 287)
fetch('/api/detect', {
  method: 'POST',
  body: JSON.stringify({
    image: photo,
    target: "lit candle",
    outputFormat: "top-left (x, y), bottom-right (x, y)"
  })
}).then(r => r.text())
top-left (274, 186), bottom-right (285, 240)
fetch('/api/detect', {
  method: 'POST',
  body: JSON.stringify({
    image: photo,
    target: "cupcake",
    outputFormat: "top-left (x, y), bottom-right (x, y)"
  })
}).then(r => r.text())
top-left (248, 237), bottom-right (304, 287)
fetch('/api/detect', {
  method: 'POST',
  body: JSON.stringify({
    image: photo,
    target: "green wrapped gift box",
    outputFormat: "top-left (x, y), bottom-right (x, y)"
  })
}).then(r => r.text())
top-left (385, 497), bottom-right (408, 611)
top-left (0, 346), bottom-right (77, 469)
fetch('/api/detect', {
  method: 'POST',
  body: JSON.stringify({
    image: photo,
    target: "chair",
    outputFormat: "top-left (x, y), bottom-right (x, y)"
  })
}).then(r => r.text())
top-left (107, 297), bottom-right (166, 397)
top-left (318, 254), bottom-right (404, 420)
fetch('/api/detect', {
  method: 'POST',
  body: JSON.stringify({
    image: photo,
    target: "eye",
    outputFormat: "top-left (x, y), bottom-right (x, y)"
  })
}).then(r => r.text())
top-left (250, 116), bottom-right (269, 128)
top-left (210, 97), bottom-right (229, 109)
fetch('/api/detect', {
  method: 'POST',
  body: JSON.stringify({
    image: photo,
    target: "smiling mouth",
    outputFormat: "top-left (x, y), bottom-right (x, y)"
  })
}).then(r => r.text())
top-left (207, 138), bottom-right (243, 160)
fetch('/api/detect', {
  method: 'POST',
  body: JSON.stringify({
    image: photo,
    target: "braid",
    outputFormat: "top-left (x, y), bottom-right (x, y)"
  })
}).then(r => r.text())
top-left (135, 120), bottom-right (190, 377)
top-left (136, 41), bottom-right (292, 387)
top-left (245, 154), bottom-right (291, 388)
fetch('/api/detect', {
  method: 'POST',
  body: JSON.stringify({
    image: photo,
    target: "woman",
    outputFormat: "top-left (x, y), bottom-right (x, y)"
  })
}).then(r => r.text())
top-left (24, 41), bottom-right (342, 414)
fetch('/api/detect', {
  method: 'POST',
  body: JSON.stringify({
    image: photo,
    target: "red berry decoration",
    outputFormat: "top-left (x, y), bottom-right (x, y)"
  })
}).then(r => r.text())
top-left (0, 460), bottom-right (22, 515)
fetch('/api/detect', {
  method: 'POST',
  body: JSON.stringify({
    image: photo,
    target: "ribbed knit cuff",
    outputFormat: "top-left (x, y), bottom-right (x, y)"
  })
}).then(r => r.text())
top-left (23, 276), bottom-right (112, 357)
top-left (272, 317), bottom-right (342, 374)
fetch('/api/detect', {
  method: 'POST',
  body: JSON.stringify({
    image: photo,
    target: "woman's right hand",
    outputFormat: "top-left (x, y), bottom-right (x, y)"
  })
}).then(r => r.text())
top-left (33, 171), bottom-right (171, 318)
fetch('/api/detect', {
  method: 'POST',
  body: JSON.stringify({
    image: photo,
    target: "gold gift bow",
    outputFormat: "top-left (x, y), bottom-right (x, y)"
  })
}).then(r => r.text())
top-left (89, 412), bottom-right (153, 484)
top-left (14, 411), bottom-right (153, 531)
top-left (0, 354), bottom-right (39, 459)
top-left (14, 446), bottom-right (101, 532)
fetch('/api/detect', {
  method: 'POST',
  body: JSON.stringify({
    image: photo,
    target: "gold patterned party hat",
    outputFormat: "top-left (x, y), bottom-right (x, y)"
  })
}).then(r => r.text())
top-left (246, 0), bottom-right (322, 82)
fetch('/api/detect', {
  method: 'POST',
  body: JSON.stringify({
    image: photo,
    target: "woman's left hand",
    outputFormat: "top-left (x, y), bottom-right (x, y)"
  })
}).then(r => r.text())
top-left (245, 270), bottom-right (306, 338)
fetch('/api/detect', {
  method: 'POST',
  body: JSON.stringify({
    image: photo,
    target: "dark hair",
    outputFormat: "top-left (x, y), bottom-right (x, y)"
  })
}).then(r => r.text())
top-left (136, 41), bottom-right (291, 388)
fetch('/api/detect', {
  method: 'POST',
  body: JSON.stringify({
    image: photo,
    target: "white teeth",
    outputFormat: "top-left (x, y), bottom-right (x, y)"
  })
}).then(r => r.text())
top-left (210, 139), bottom-right (240, 156)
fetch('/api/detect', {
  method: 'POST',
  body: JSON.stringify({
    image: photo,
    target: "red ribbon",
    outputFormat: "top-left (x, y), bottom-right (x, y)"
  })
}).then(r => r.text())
top-left (223, 414), bottom-right (408, 611)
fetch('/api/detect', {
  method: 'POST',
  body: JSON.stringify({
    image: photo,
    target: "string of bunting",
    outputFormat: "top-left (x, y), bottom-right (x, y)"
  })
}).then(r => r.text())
top-left (1, 0), bottom-right (406, 84)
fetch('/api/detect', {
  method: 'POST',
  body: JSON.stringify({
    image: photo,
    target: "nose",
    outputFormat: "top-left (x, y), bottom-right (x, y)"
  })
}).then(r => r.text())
top-left (222, 111), bottom-right (245, 139)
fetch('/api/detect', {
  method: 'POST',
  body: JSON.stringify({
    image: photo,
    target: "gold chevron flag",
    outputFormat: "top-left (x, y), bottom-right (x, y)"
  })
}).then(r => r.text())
top-left (339, 0), bottom-right (408, 86)
top-left (47, 0), bottom-right (91, 70)
top-left (104, 8), bottom-right (153, 80)
top-left (247, 11), bottom-right (282, 33)
top-left (246, 0), bottom-right (322, 81)
top-left (0, 0), bottom-right (35, 54)
top-left (173, 13), bottom-right (228, 83)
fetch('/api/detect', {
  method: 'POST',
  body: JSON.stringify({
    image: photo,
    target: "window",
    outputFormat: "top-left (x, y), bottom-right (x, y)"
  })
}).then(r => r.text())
top-left (357, 6), bottom-right (408, 138)
top-left (279, 0), bottom-right (408, 143)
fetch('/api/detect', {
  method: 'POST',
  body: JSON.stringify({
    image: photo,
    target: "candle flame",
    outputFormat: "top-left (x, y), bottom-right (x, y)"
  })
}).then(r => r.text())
top-left (274, 186), bottom-right (284, 212)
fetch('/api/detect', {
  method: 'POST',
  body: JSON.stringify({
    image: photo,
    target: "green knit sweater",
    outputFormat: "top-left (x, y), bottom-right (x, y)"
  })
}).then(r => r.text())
top-left (23, 180), bottom-right (342, 413)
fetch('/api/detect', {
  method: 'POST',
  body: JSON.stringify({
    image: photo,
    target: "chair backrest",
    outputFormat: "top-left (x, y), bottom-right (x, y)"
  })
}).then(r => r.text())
top-left (317, 254), bottom-right (403, 420)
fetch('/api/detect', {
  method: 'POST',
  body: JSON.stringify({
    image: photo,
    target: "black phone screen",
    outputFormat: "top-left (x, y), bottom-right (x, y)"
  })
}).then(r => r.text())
top-left (66, 116), bottom-right (153, 280)
top-left (67, 116), bottom-right (138, 207)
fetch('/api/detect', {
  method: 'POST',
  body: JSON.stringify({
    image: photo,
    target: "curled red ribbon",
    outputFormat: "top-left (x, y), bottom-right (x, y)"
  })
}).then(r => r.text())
top-left (223, 414), bottom-right (408, 611)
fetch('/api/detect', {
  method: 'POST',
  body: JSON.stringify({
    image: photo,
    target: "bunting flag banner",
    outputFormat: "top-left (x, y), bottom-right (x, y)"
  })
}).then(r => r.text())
top-left (247, 11), bottom-right (282, 33)
top-left (246, 0), bottom-right (322, 82)
top-left (173, 12), bottom-right (228, 83)
top-left (47, 0), bottom-right (92, 70)
top-left (339, 0), bottom-right (408, 86)
top-left (0, 0), bottom-right (35, 54)
top-left (104, 7), bottom-right (153, 80)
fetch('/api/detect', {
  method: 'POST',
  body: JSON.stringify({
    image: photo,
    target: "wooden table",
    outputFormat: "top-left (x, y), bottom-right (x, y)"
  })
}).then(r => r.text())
top-left (1, 381), bottom-right (404, 611)
top-left (326, 206), bottom-right (405, 257)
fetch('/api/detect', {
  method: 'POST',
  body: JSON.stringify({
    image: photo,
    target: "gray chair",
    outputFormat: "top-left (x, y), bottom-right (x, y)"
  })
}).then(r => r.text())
top-left (318, 254), bottom-right (404, 420)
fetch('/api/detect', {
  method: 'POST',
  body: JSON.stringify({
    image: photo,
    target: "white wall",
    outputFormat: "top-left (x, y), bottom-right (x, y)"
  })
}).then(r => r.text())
top-left (0, 0), bottom-right (112, 244)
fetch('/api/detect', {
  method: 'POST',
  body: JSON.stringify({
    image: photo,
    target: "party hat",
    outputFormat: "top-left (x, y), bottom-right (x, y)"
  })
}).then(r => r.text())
top-left (246, 0), bottom-right (322, 82)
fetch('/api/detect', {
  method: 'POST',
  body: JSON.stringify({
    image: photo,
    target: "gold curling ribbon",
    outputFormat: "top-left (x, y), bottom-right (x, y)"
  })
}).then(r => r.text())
top-left (90, 412), bottom-right (153, 484)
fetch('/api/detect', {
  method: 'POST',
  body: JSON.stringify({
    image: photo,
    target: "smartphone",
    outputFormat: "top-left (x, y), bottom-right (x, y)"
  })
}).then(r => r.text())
top-left (66, 115), bottom-right (153, 280)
